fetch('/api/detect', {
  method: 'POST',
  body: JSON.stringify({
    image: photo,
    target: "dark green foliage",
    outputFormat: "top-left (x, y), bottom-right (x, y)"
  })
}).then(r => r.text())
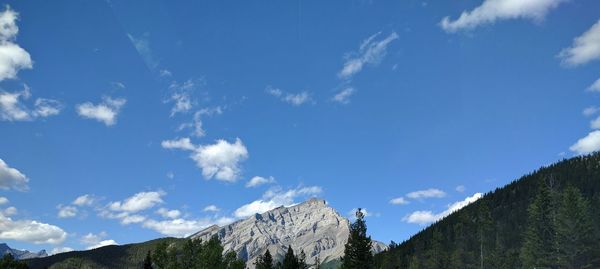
top-left (555, 185), bottom-right (597, 268)
top-left (150, 235), bottom-right (244, 269)
top-left (374, 153), bottom-right (600, 269)
top-left (282, 246), bottom-right (299, 269)
top-left (255, 249), bottom-right (274, 269)
top-left (0, 253), bottom-right (28, 269)
top-left (25, 237), bottom-right (183, 269)
top-left (521, 180), bottom-right (557, 268)
top-left (143, 251), bottom-right (153, 269)
top-left (341, 208), bottom-right (374, 269)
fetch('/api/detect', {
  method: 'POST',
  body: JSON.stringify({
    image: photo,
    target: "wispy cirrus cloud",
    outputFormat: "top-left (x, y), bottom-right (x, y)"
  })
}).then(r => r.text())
top-left (558, 19), bottom-right (600, 66)
top-left (266, 86), bottom-right (313, 106)
top-left (338, 31), bottom-right (398, 80)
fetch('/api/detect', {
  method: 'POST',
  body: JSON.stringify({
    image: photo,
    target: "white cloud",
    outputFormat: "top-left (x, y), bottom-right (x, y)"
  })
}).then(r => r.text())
top-left (570, 130), bottom-right (600, 154)
top-left (246, 176), bottom-right (275, 188)
top-left (403, 193), bottom-right (483, 225)
top-left (234, 186), bottom-right (322, 218)
top-left (559, 19), bottom-right (600, 66)
top-left (583, 106), bottom-right (600, 116)
top-left (156, 208), bottom-right (181, 219)
top-left (440, 0), bottom-right (566, 33)
top-left (3, 206), bottom-right (16, 216)
top-left (588, 77), bottom-right (600, 92)
top-left (72, 194), bottom-right (95, 207)
top-left (389, 197), bottom-right (409, 205)
top-left (161, 138), bottom-right (249, 182)
top-left (128, 33), bottom-right (157, 69)
top-left (81, 232), bottom-right (118, 250)
top-left (108, 191), bottom-right (165, 213)
top-left (159, 69), bottom-right (172, 77)
top-left (203, 205), bottom-right (220, 212)
top-left (338, 32), bottom-right (398, 79)
top-left (266, 86), bottom-right (313, 106)
top-left (76, 96), bottom-right (126, 126)
top-left (0, 158), bottom-right (28, 191)
top-left (591, 116), bottom-right (600, 129)
top-left (191, 138), bottom-right (249, 182)
top-left (142, 216), bottom-right (234, 237)
top-left (0, 210), bottom-right (67, 244)
top-left (0, 87), bottom-right (62, 121)
top-left (57, 205), bottom-right (78, 218)
top-left (167, 80), bottom-right (194, 116)
top-left (0, 197), bottom-right (7, 205)
top-left (161, 137), bottom-right (197, 151)
top-left (0, 6), bottom-right (33, 81)
top-left (178, 106), bottom-right (224, 137)
top-left (348, 208), bottom-right (379, 220)
top-left (332, 87), bottom-right (356, 104)
top-left (50, 247), bottom-right (74, 255)
top-left (406, 188), bottom-right (446, 200)
top-left (455, 185), bottom-right (466, 193)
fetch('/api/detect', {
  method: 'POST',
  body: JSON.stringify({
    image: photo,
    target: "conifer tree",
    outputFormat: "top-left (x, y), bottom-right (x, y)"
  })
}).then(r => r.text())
top-left (143, 250), bottom-right (153, 269)
top-left (298, 250), bottom-right (308, 269)
top-left (555, 185), bottom-right (596, 268)
top-left (341, 208), bottom-right (374, 269)
top-left (520, 180), bottom-right (557, 268)
top-left (256, 249), bottom-right (274, 269)
top-left (282, 246), bottom-right (299, 269)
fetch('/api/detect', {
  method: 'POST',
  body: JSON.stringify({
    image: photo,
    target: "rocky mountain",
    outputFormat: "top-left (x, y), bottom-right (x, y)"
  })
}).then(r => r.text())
top-left (190, 198), bottom-right (387, 267)
top-left (0, 243), bottom-right (47, 260)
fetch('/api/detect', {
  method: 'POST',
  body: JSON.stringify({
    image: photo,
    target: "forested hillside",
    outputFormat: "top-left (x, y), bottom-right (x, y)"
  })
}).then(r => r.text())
top-left (374, 153), bottom-right (600, 268)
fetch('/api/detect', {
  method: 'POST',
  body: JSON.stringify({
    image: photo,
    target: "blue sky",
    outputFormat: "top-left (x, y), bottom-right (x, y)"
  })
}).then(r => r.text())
top-left (1, 0), bottom-right (600, 254)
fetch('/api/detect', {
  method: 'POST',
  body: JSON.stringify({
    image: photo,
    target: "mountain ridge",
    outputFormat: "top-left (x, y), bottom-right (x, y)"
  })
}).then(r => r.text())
top-left (0, 243), bottom-right (48, 260)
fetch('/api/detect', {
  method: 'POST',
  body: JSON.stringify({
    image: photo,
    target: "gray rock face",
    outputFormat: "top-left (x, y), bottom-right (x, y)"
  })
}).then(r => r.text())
top-left (0, 243), bottom-right (47, 259)
top-left (190, 198), bottom-right (386, 268)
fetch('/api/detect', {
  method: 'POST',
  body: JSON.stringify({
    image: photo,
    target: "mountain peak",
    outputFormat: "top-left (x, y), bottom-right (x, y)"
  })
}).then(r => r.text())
top-left (191, 198), bottom-right (385, 268)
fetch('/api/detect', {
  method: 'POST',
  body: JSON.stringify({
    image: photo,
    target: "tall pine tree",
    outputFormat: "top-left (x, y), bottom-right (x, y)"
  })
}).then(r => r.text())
top-left (341, 208), bottom-right (374, 269)
top-left (520, 180), bottom-right (557, 268)
top-left (256, 249), bottom-right (274, 269)
top-left (555, 185), bottom-right (596, 268)
top-left (282, 246), bottom-right (299, 269)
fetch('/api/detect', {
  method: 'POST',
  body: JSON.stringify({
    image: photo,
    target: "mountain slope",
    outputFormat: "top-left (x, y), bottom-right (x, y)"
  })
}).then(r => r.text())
top-left (374, 153), bottom-right (600, 268)
top-left (0, 243), bottom-right (47, 260)
top-left (190, 198), bottom-right (387, 267)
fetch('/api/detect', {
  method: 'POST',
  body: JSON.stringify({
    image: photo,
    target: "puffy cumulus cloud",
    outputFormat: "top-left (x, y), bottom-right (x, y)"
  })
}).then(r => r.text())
top-left (403, 193), bottom-right (483, 225)
top-left (332, 87), bottom-right (356, 105)
top-left (3, 206), bottom-right (16, 216)
top-left (570, 130), bottom-right (600, 155)
top-left (156, 208), bottom-right (181, 219)
top-left (191, 138), bottom-right (249, 182)
top-left (76, 96), bottom-right (126, 126)
top-left (72, 194), bottom-right (96, 207)
top-left (389, 197), bottom-right (409, 205)
top-left (265, 86), bottom-right (313, 106)
top-left (406, 188), bottom-right (446, 200)
top-left (583, 106), bottom-right (600, 117)
top-left (440, 0), bottom-right (566, 33)
top-left (0, 196), bottom-right (7, 205)
top-left (203, 205), bottom-right (220, 212)
top-left (108, 191), bottom-right (165, 213)
top-left (50, 247), bottom-right (74, 255)
top-left (81, 232), bottom-right (118, 250)
top-left (0, 158), bottom-right (28, 191)
top-left (338, 32), bottom-right (398, 79)
top-left (57, 205), bottom-right (78, 218)
top-left (0, 6), bottom-right (32, 81)
top-left (234, 186), bottom-right (322, 218)
top-left (559, 20), bottom-right (600, 66)
top-left (0, 211), bottom-right (67, 244)
top-left (0, 87), bottom-right (62, 121)
top-left (246, 176), bottom-right (275, 188)
top-left (143, 216), bottom-right (234, 237)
